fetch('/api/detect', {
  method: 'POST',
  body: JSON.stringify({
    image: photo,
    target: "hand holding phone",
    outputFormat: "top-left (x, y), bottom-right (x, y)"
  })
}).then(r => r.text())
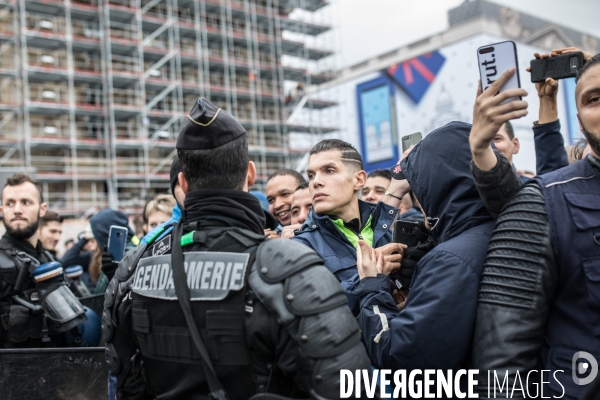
top-left (393, 220), bottom-right (420, 247)
top-left (477, 41), bottom-right (521, 104)
top-left (529, 51), bottom-right (583, 83)
top-left (108, 225), bottom-right (128, 262)
top-left (527, 52), bottom-right (560, 97)
top-left (526, 52), bottom-right (561, 124)
top-left (471, 67), bottom-right (528, 169)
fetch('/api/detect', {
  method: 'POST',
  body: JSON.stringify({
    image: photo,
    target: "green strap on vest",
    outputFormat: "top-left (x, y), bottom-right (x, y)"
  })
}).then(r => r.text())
top-left (180, 231), bottom-right (195, 247)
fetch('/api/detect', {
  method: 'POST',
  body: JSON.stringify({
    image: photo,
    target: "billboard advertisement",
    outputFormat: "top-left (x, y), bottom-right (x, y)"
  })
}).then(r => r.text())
top-left (350, 34), bottom-right (573, 174)
top-left (356, 76), bottom-right (398, 171)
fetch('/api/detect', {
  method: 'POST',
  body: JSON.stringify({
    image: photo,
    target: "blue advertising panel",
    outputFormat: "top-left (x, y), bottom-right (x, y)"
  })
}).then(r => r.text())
top-left (356, 76), bottom-right (398, 172)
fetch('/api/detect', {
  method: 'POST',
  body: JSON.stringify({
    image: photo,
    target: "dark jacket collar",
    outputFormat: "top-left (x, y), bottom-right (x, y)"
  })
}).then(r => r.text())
top-left (304, 200), bottom-right (376, 230)
top-left (0, 232), bottom-right (45, 259)
top-left (587, 154), bottom-right (600, 174)
top-left (331, 200), bottom-right (373, 233)
top-left (183, 189), bottom-right (266, 235)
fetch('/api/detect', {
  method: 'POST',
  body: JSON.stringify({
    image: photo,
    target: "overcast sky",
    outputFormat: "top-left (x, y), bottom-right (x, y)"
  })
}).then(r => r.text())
top-left (333, 0), bottom-right (600, 67)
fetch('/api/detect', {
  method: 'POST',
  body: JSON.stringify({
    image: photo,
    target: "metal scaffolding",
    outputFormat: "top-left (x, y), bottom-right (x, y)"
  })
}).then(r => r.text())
top-left (0, 0), bottom-right (337, 217)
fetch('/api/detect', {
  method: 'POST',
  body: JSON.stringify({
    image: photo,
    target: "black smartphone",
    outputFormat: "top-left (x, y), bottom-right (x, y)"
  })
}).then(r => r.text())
top-left (393, 220), bottom-right (419, 248)
top-left (530, 52), bottom-right (584, 83)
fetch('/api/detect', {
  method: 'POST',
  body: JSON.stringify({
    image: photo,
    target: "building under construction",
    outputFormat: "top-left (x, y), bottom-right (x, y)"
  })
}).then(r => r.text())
top-left (0, 0), bottom-right (337, 217)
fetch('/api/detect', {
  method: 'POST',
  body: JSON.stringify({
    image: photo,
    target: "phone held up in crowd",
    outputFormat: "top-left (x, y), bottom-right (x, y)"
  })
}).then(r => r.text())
top-left (530, 51), bottom-right (584, 82)
top-left (402, 132), bottom-right (422, 153)
top-left (477, 40), bottom-right (522, 104)
top-left (108, 225), bottom-right (128, 262)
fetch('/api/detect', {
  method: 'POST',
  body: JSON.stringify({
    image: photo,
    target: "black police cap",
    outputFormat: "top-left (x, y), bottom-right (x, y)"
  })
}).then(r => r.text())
top-left (176, 98), bottom-right (246, 150)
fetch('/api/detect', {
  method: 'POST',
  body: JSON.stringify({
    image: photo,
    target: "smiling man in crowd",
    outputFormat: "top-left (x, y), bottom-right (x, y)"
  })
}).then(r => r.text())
top-left (265, 169), bottom-right (305, 238)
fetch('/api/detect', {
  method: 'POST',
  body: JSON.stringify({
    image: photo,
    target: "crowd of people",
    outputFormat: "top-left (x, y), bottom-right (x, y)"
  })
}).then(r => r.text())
top-left (0, 46), bottom-right (598, 399)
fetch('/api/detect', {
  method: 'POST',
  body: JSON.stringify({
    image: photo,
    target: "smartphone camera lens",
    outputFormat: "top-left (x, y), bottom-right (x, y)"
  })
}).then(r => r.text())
top-left (570, 56), bottom-right (579, 73)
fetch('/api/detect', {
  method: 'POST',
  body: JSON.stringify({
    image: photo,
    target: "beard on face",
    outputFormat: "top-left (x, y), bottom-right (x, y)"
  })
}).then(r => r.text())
top-left (580, 120), bottom-right (600, 157)
top-left (4, 215), bottom-right (40, 241)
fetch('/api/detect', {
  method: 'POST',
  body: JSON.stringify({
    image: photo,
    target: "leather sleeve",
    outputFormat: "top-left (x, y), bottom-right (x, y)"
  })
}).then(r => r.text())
top-left (248, 239), bottom-right (372, 399)
top-left (471, 150), bottom-right (523, 219)
top-left (470, 182), bottom-right (558, 398)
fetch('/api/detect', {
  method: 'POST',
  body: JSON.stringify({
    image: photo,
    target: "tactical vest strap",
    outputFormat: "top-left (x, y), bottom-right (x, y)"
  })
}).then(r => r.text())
top-left (171, 221), bottom-right (229, 400)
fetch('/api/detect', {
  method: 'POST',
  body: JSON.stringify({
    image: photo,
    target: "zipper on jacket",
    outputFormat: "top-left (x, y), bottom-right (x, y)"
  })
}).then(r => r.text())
top-left (346, 225), bottom-right (363, 241)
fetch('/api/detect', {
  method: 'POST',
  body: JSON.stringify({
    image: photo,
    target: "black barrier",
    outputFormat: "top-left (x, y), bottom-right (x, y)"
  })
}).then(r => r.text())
top-left (0, 347), bottom-right (107, 400)
top-left (80, 293), bottom-right (105, 319)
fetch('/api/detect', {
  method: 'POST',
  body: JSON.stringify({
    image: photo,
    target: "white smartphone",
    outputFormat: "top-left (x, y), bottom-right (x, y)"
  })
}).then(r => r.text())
top-left (401, 132), bottom-right (422, 153)
top-left (477, 40), bottom-right (521, 104)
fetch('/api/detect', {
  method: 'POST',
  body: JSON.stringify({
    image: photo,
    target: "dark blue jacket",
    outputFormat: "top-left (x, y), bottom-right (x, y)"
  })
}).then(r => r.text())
top-left (534, 119), bottom-right (568, 175)
top-left (518, 119), bottom-right (569, 183)
top-left (356, 122), bottom-right (495, 371)
top-left (292, 200), bottom-right (397, 315)
top-left (536, 158), bottom-right (600, 398)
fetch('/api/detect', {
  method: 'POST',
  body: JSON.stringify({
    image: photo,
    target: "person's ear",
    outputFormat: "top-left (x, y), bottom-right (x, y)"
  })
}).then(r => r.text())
top-left (512, 137), bottom-right (520, 154)
top-left (354, 170), bottom-right (367, 192)
top-left (39, 202), bottom-right (47, 218)
top-left (577, 114), bottom-right (584, 133)
top-left (178, 172), bottom-right (189, 195)
top-left (245, 161), bottom-right (256, 191)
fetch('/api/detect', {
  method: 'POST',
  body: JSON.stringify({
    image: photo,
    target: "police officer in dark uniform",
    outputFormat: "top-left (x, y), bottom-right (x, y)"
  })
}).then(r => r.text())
top-left (0, 174), bottom-right (86, 347)
top-left (103, 98), bottom-right (371, 400)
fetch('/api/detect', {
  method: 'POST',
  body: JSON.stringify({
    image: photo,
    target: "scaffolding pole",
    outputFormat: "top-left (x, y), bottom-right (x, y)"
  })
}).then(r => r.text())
top-left (3, 0), bottom-right (336, 215)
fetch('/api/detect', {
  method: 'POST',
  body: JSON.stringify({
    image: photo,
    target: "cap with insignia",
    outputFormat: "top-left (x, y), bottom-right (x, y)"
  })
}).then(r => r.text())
top-left (176, 98), bottom-right (246, 150)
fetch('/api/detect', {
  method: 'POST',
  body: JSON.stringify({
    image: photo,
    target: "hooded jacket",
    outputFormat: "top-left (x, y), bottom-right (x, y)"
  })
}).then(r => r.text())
top-left (89, 209), bottom-right (136, 294)
top-left (356, 121), bottom-right (495, 371)
top-left (90, 208), bottom-right (135, 250)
